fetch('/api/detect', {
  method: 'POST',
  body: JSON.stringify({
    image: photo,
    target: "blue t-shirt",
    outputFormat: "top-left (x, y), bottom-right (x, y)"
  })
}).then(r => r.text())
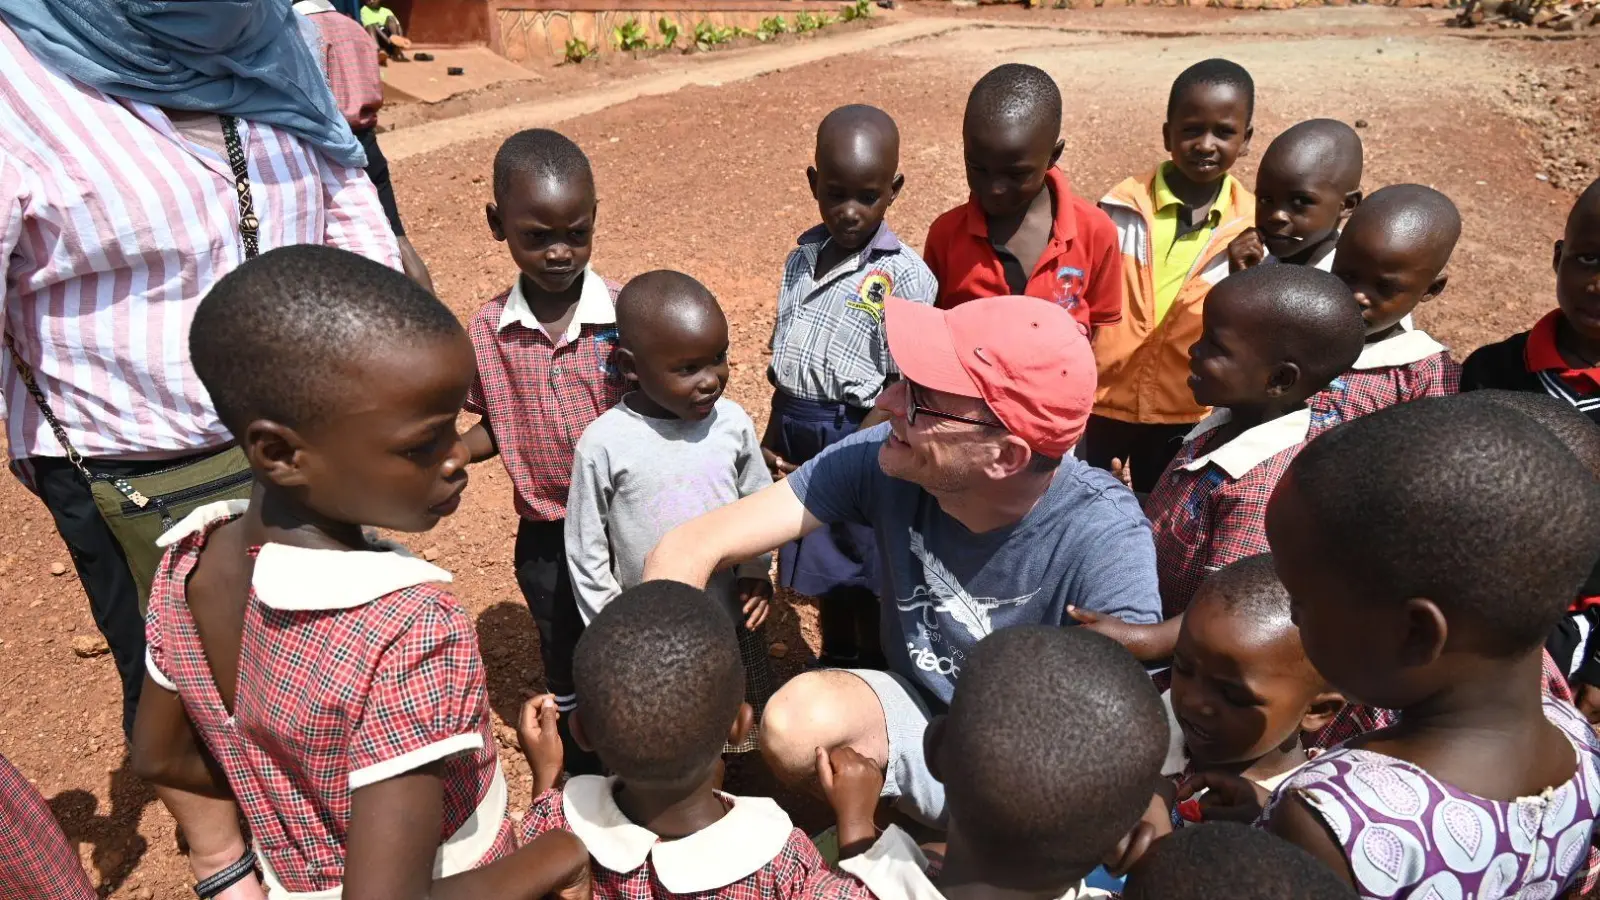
top-left (787, 423), bottom-right (1162, 708)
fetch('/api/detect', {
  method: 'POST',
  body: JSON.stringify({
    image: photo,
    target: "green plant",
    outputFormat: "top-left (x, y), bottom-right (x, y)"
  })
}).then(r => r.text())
top-left (563, 36), bottom-right (596, 63)
top-left (818, 12), bottom-right (837, 25)
top-left (611, 17), bottom-right (649, 51)
top-left (692, 19), bottom-right (735, 50)
top-left (794, 10), bottom-right (820, 31)
top-left (840, 0), bottom-right (873, 21)
top-left (656, 17), bottom-right (681, 48)
top-left (759, 14), bottom-right (790, 37)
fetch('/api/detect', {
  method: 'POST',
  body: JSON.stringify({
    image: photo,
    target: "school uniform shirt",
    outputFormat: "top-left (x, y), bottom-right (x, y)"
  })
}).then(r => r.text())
top-left (566, 397), bottom-right (772, 624)
top-left (1149, 165), bottom-right (1242, 326)
top-left (464, 270), bottom-right (626, 521)
top-left (519, 775), bottom-right (834, 900)
top-left (1148, 407), bottom-right (1311, 618)
top-left (771, 223), bottom-right (938, 409)
top-left (923, 168), bottom-right (1123, 333)
top-left (1460, 310), bottom-right (1600, 425)
top-left (786, 423), bottom-right (1161, 708)
top-left (1312, 329), bottom-right (1460, 426)
top-left (0, 751), bottom-right (94, 900)
top-left (826, 826), bottom-right (1108, 900)
top-left (145, 501), bottom-right (513, 897)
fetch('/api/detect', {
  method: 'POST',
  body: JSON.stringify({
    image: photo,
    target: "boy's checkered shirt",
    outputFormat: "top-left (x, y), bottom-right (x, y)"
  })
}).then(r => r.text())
top-left (1311, 329), bottom-right (1460, 426)
top-left (770, 223), bottom-right (937, 410)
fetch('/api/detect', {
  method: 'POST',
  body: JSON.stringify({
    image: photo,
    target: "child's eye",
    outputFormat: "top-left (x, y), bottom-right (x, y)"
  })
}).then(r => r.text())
top-left (402, 437), bottom-right (441, 461)
top-left (1577, 254), bottom-right (1600, 266)
top-left (568, 230), bottom-right (589, 242)
top-left (858, 192), bottom-right (880, 206)
top-left (1220, 686), bottom-right (1259, 707)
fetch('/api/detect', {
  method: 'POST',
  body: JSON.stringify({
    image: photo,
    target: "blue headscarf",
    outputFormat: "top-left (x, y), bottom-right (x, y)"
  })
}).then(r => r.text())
top-left (0, 0), bottom-right (365, 167)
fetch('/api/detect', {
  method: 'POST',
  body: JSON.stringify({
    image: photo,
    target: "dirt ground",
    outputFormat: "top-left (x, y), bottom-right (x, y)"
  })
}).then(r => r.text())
top-left (1, 9), bottom-right (1596, 897)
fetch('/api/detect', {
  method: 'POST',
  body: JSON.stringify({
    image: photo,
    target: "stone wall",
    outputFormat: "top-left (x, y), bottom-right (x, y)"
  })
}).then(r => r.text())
top-left (492, 0), bottom-right (849, 62)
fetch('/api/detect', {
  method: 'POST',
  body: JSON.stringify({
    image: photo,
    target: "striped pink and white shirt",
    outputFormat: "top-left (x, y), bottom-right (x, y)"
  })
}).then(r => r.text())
top-left (0, 20), bottom-right (400, 464)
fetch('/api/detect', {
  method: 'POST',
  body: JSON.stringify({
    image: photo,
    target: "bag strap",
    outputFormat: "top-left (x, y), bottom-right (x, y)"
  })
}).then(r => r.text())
top-left (4, 115), bottom-right (261, 504)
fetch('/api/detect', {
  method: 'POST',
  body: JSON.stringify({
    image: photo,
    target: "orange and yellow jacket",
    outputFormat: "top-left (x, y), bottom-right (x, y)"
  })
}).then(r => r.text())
top-left (1093, 172), bottom-right (1255, 426)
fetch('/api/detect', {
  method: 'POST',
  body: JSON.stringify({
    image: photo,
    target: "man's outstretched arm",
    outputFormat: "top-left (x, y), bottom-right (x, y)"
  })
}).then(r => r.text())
top-left (643, 478), bottom-right (821, 588)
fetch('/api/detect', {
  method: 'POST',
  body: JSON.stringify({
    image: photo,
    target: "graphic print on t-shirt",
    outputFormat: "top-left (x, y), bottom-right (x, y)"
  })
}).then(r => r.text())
top-left (897, 531), bottom-right (1036, 679)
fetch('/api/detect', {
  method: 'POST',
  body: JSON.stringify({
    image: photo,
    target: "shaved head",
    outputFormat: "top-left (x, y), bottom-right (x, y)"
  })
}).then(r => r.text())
top-left (615, 270), bottom-right (722, 349)
top-left (1260, 119), bottom-right (1363, 194)
top-left (1572, 177), bottom-right (1600, 232)
top-left (965, 63), bottom-right (1062, 138)
top-left (816, 104), bottom-right (900, 170)
top-left (1342, 184), bottom-right (1462, 276)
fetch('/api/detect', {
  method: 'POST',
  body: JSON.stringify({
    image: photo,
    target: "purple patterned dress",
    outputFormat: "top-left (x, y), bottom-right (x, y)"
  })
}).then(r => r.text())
top-left (1265, 698), bottom-right (1600, 900)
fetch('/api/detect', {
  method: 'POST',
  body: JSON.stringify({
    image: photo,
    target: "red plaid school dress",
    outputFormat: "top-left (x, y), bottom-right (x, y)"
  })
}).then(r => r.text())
top-left (1147, 408), bottom-right (1313, 618)
top-left (145, 501), bottom-right (514, 896)
top-left (520, 775), bottom-right (837, 900)
top-left (0, 751), bottom-right (93, 900)
top-left (1311, 330), bottom-right (1460, 426)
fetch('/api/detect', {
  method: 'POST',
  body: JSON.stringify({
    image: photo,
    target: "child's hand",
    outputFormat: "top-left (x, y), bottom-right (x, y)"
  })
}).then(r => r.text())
top-left (517, 694), bottom-right (565, 795)
top-left (1227, 228), bottom-right (1268, 273)
top-left (1177, 771), bottom-right (1270, 824)
top-left (817, 746), bottom-right (883, 859)
top-left (762, 446), bottom-right (797, 480)
top-left (1110, 457), bottom-right (1133, 489)
top-left (1067, 607), bottom-right (1169, 662)
top-left (738, 578), bottom-right (773, 630)
top-left (1103, 791), bottom-right (1173, 877)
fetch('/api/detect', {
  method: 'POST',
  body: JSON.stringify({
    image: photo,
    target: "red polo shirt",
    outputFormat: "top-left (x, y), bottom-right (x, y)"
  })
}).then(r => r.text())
top-left (1526, 309), bottom-right (1600, 394)
top-left (922, 168), bottom-right (1123, 332)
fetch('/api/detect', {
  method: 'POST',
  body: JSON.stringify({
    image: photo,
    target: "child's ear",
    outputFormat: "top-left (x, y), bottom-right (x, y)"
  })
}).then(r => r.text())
top-left (806, 166), bottom-right (820, 200)
top-left (1298, 690), bottom-right (1348, 736)
top-left (615, 347), bottom-right (640, 385)
top-left (244, 419), bottom-right (310, 489)
top-left (485, 203), bottom-right (506, 242)
top-left (1239, 124), bottom-right (1255, 158)
top-left (1399, 597), bottom-right (1449, 668)
top-left (570, 709), bottom-right (594, 752)
top-left (1554, 239), bottom-right (1566, 275)
top-left (1048, 139), bottom-right (1066, 168)
top-left (1340, 189), bottom-right (1363, 218)
top-left (889, 172), bottom-right (905, 204)
top-left (921, 715), bottom-right (948, 786)
top-left (727, 702), bottom-right (755, 748)
top-left (1422, 272), bottom-right (1448, 303)
top-left (1161, 122), bottom-right (1174, 155)
top-left (1265, 361), bottom-right (1301, 399)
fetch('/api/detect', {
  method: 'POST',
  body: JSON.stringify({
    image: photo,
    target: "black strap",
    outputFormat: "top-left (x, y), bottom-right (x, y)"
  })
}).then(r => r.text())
top-left (220, 115), bottom-right (260, 261)
top-left (193, 848), bottom-right (258, 899)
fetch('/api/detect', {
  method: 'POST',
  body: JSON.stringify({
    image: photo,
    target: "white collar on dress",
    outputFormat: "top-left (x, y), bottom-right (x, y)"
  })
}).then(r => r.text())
top-left (292, 0), bottom-right (336, 13)
top-left (840, 826), bottom-right (1099, 900)
top-left (497, 268), bottom-right (615, 340)
top-left (560, 775), bottom-right (797, 893)
top-left (1181, 407), bottom-right (1312, 480)
top-left (1351, 329), bottom-right (1447, 370)
top-left (155, 500), bottom-right (452, 612)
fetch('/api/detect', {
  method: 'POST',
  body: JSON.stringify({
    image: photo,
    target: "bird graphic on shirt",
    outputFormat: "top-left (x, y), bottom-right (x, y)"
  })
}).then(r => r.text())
top-left (898, 531), bottom-right (1035, 640)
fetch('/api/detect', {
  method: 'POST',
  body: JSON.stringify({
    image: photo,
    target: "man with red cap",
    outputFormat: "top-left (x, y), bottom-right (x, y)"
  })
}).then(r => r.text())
top-left (645, 295), bottom-right (1161, 826)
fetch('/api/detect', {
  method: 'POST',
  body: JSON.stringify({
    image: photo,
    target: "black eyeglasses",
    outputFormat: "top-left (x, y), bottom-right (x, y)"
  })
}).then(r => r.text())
top-left (906, 383), bottom-right (1004, 429)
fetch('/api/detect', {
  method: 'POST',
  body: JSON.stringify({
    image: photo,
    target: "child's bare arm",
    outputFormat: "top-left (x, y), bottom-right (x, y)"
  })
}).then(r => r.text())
top-left (462, 419), bottom-right (497, 463)
top-left (1267, 793), bottom-right (1357, 889)
top-left (342, 766), bottom-right (591, 900)
top-left (130, 675), bottom-right (232, 797)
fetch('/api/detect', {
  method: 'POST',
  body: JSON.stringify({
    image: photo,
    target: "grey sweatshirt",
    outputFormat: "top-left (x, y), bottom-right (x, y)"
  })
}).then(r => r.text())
top-left (565, 395), bottom-right (773, 624)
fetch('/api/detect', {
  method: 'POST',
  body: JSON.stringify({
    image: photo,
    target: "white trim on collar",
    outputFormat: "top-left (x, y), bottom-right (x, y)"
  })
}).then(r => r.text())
top-left (497, 269), bottom-right (615, 340)
top-left (292, 0), bottom-right (337, 13)
top-left (560, 775), bottom-right (797, 893)
top-left (840, 826), bottom-right (1097, 900)
top-left (1181, 407), bottom-right (1312, 480)
top-left (1351, 329), bottom-right (1446, 370)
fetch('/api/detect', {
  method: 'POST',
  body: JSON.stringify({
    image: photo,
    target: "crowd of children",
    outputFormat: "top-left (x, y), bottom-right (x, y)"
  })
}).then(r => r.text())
top-left (5, 50), bottom-right (1600, 900)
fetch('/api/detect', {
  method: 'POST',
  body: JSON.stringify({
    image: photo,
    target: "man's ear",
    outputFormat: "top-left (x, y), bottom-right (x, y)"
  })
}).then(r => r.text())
top-left (571, 709), bottom-right (594, 752)
top-left (922, 715), bottom-right (948, 786)
top-left (1399, 597), bottom-right (1449, 668)
top-left (486, 203), bottom-right (506, 242)
top-left (1049, 139), bottom-right (1066, 168)
top-left (1554, 239), bottom-right (1566, 275)
top-left (615, 347), bottom-right (640, 386)
top-left (807, 166), bottom-right (820, 200)
top-left (1340, 189), bottom-right (1363, 218)
top-left (245, 419), bottom-right (310, 489)
top-left (987, 434), bottom-right (1035, 480)
top-left (1265, 361), bottom-right (1301, 399)
top-left (727, 702), bottom-right (755, 748)
top-left (1298, 690), bottom-right (1347, 736)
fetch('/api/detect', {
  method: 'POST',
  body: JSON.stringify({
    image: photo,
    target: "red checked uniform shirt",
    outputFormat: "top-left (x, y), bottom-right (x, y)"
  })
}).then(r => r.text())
top-left (520, 775), bottom-right (842, 900)
top-left (1148, 408), bottom-right (1314, 619)
top-left (923, 168), bottom-right (1123, 334)
top-left (0, 751), bottom-right (94, 900)
top-left (465, 270), bottom-right (626, 522)
top-left (144, 501), bottom-right (514, 895)
top-left (1311, 329), bottom-right (1460, 427)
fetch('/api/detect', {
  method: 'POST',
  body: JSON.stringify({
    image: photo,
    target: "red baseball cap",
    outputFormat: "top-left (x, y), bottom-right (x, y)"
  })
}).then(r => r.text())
top-left (884, 295), bottom-right (1096, 459)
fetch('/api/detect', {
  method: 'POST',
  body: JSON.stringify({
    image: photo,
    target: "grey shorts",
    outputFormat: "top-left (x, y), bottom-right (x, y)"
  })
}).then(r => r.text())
top-left (847, 668), bottom-right (947, 827)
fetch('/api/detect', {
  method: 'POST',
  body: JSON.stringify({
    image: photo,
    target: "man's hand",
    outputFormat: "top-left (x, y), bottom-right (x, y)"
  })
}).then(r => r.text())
top-left (738, 578), bottom-right (773, 630)
top-left (762, 446), bottom-right (797, 481)
top-left (1067, 607), bottom-right (1176, 662)
top-left (517, 695), bottom-right (565, 795)
top-left (1227, 228), bottom-right (1268, 273)
top-left (817, 746), bottom-right (883, 859)
top-left (1177, 771), bottom-right (1270, 824)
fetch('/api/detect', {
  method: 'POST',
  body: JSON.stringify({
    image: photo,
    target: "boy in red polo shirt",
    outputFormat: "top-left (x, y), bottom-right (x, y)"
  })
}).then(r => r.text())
top-left (462, 129), bottom-right (625, 776)
top-left (1461, 177), bottom-right (1600, 426)
top-left (922, 64), bottom-right (1122, 338)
